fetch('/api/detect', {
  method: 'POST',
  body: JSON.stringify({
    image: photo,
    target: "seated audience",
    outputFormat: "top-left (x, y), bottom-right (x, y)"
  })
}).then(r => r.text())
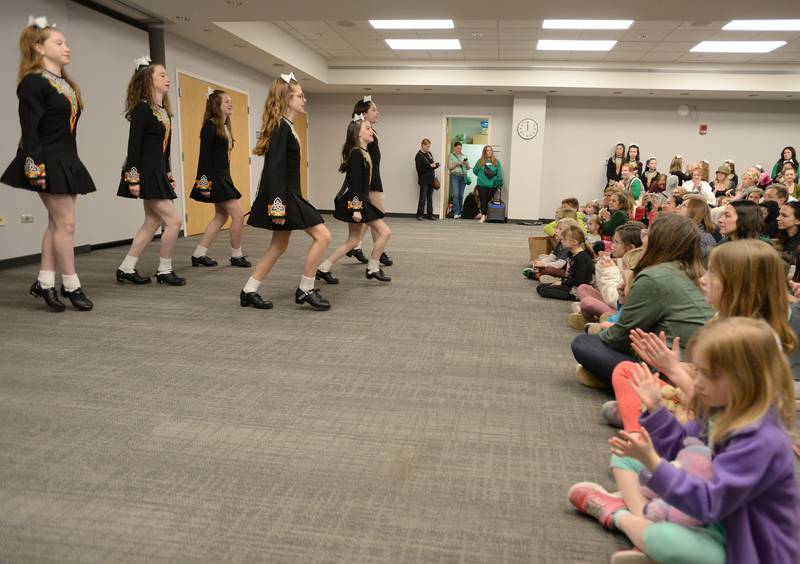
top-left (724, 159), bottom-right (738, 188)
top-left (536, 224), bottom-right (594, 301)
top-left (543, 198), bottom-right (586, 237)
top-left (710, 164), bottom-right (733, 198)
top-left (680, 196), bottom-right (717, 259)
top-left (669, 154), bottom-right (691, 185)
top-left (772, 146), bottom-right (799, 181)
top-left (777, 202), bottom-right (800, 261)
top-left (717, 200), bottom-right (767, 243)
top-left (641, 158), bottom-right (659, 192)
top-left (597, 191), bottom-right (633, 252)
top-left (682, 168), bottom-right (714, 205)
top-left (760, 200), bottom-right (780, 238)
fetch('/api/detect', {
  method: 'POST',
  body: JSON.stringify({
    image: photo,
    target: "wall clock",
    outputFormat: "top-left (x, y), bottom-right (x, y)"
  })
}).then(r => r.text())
top-left (516, 118), bottom-right (538, 140)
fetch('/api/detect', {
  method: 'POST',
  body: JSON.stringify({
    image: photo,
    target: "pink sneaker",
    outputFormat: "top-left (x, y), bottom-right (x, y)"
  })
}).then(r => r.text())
top-left (568, 482), bottom-right (627, 529)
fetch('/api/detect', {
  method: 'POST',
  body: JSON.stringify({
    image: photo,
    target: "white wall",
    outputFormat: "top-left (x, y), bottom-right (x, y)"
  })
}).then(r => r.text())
top-left (305, 94), bottom-right (514, 217)
top-left (507, 95), bottom-right (547, 220)
top-left (164, 34), bottom-right (273, 217)
top-left (541, 96), bottom-right (800, 217)
top-left (0, 0), bottom-right (149, 261)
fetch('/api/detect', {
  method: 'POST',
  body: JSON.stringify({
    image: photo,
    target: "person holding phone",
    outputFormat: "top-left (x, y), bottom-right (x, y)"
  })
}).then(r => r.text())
top-left (415, 138), bottom-right (439, 220)
top-left (448, 141), bottom-right (470, 219)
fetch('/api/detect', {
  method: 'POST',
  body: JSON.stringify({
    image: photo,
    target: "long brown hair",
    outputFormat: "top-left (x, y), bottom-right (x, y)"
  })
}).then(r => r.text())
top-left (339, 119), bottom-right (368, 173)
top-left (477, 145), bottom-right (497, 167)
top-left (124, 63), bottom-right (172, 120)
top-left (634, 214), bottom-right (704, 284)
top-left (18, 25), bottom-right (83, 108)
top-left (254, 77), bottom-right (296, 156)
top-left (707, 240), bottom-right (796, 352)
top-left (204, 89), bottom-right (234, 145)
top-left (686, 318), bottom-right (795, 445)
top-left (684, 197), bottom-right (715, 232)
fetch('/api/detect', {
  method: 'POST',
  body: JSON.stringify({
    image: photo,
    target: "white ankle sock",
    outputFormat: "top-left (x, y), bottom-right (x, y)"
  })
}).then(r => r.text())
top-left (231, 247), bottom-right (243, 258)
top-left (37, 270), bottom-right (56, 289)
top-left (318, 260), bottom-right (332, 273)
top-left (119, 255), bottom-right (138, 274)
top-left (243, 276), bottom-right (261, 293)
top-left (354, 242), bottom-right (362, 251)
top-left (62, 273), bottom-right (81, 292)
top-left (157, 257), bottom-right (173, 275)
top-left (367, 259), bottom-right (380, 273)
top-left (299, 275), bottom-right (315, 292)
top-left (193, 245), bottom-right (208, 258)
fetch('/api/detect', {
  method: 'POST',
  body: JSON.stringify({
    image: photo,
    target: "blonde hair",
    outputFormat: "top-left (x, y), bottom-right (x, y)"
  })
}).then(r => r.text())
top-left (561, 223), bottom-right (594, 257)
top-left (686, 317), bottom-right (795, 445)
top-left (557, 207), bottom-right (578, 221)
top-left (254, 77), bottom-right (297, 156)
top-left (556, 217), bottom-right (580, 234)
top-left (18, 25), bottom-right (83, 108)
top-left (478, 145), bottom-right (497, 167)
top-left (741, 170), bottom-right (759, 185)
top-left (707, 240), bottom-right (796, 352)
top-left (669, 155), bottom-right (684, 173)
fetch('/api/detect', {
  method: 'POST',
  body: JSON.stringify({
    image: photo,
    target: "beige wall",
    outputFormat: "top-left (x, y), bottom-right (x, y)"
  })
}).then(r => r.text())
top-left (540, 96), bottom-right (800, 217)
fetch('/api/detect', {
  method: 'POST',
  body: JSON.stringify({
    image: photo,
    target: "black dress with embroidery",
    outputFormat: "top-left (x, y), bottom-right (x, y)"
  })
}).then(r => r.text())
top-left (333, 148), bottom-right (385, 224)
top-left (189, 119), bottom-right (241, 203)
top-left (367, 132), bottom-right (383, 192)
top-left (248, 118), bottom-right (323, 231)
top-left (117, 101), bottom-right (175, 200)
top-left (1, 72), bottom-right (96, 194)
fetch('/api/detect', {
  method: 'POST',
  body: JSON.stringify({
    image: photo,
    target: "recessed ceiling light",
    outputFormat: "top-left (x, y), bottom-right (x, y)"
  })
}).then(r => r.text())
top-left (724, 20), bottom-right (800, 31)
top-left (648, 92), bottom-right (654, 95)
top-left (537, 39), bottom-right (617, 51)
top-left (336, 20), bottom-right (356, 27)
top-left (691, 41), bottom-right (786, 53)
top-left (680, 92), bottom-right (690, 95)
top-left (485, 89), bottom-right (494, 92)
top-left (542, 19), bottom-right (632, 30)
top-left (386, 39), bottom-right (461, 50)
top-left (548, 89), bottom-right (557, 93)
top-left (370, 20), bottom-right (454, 30)
top-left (175, 15), bottom-right (191, 22)
top-left (364, 87), bottom-right (372, 91)
top-left (472, 32), bottom-right (484, 38)
top-left (395, 88), bottom-right (401, 91)
top-left (613, 91), bottom-right (622, 94)
top-left (748, 94), bottom-right (759, 97)
top-left (423, 88), bottom-right (433, 91)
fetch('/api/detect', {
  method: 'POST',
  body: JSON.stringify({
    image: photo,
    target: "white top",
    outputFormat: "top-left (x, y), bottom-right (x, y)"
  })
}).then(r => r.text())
top-left (682, 180), bottom-right (715, 205)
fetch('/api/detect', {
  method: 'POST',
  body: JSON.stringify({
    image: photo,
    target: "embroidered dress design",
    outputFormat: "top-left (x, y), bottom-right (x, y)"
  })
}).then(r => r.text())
top-left (42, 70), bottom-right (78, 133)
top-left (124, 167), bottom-right (140, 183)
top-left (24, 156), bottom-right (46, 179)
top-left (348, 196), bottom-right (363, 210)
top-left (152, 106), bottom-right (171, 154)
top-left (195, 175), bottom-right (212, 190)
top-left (268, 197), bottom-right (286, 217)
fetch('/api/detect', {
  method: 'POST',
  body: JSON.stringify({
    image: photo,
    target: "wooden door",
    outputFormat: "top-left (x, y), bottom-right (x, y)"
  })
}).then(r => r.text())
top-left (294, 112), bottom-right (309, 199)
top-left (177, 73), bottom-right (252, 236)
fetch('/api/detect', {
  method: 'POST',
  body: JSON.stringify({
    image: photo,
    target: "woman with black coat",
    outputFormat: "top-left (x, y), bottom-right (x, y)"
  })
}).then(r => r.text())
top-left (415, 138), bottom-right (439, 220)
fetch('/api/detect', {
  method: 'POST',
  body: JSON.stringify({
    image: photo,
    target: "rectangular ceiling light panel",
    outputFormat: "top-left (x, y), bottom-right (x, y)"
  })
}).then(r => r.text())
top-left (543, 19), bottom-right (633, 30)
top-left (385, 39), bottom-right (461, 50)
top-left (537, 39), bottom-right (617, 51)
top-left (723, 20), bottom-right (800, 31)
top-left (370, 20), bottom-right (454, 29)
top-left (691, 41), bottom-right (787, 53)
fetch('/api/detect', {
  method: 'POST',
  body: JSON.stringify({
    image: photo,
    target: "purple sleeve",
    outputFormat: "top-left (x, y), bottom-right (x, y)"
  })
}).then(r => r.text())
top-left (644, 429), bottom-right (780, 523)
top-left (640, 406), bottom-right (700, 461)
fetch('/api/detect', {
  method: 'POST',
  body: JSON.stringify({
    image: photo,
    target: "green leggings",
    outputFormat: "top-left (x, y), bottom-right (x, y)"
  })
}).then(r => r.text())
top-left (610, 455), bottom-right (726, 564)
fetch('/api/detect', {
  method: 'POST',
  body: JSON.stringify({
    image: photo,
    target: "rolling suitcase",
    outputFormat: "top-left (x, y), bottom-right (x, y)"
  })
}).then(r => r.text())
top-left (486, 189), bottom-right (506, 223)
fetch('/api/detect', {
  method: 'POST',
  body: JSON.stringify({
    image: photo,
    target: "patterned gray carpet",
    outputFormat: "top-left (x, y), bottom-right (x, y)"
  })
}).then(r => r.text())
top-left (0, 216), bottom-right (631, 563)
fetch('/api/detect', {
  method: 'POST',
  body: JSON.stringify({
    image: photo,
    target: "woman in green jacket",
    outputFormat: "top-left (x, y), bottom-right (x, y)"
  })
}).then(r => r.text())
top-left (472, 145), bottom-right (502, 223)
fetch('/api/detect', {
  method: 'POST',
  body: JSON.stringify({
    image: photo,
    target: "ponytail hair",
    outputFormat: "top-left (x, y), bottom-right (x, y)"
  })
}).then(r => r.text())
top-left (339, 119), bottom-right (365, 173)
top-left (254, 77), bottom-right (296, 156)
top-left (18, 24), bottom-right (83, 109)
top-left (561, 224), bottom-right (594, 258)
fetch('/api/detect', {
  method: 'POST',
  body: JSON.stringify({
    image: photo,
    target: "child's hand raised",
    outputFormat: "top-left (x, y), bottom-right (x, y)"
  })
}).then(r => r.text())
top-left (629, 362), bottom-right (663, 413)
top-left (630, 329), bottom-right (680, 377)
top-left (609, 429), bottom-right (661, 470)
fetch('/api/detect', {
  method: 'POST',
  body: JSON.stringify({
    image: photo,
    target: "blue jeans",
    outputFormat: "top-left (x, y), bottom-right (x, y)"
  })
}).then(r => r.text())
top-left (450, 175), bottom-right (466, 216)
top-left (571, 333), bottom-right (637, 387)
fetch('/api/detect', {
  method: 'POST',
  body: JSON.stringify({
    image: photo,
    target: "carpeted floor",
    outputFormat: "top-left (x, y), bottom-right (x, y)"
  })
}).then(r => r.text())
top-left (1, 216), bottom-right (634, 563)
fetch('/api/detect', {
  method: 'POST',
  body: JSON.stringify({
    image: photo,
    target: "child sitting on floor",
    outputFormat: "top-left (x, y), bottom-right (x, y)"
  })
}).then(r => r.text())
top-left (524, 217), bottom-right (581, 282)
top-left (536, 224), bottom-right (594, 301)
top-left (585, 215), bottom-right (602, 246)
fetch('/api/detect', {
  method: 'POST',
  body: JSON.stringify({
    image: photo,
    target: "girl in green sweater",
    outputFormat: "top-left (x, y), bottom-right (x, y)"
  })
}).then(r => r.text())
top-left (472, 145), bottom-right (503, 224)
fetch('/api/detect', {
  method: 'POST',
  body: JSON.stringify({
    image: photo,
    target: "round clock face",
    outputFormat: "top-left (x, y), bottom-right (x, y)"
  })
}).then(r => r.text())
top-left (517, 118), bottom-right (538, 140)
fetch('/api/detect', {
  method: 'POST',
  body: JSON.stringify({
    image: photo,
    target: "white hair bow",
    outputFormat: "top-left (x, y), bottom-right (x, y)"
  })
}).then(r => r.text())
top-left (207, 87), bottom-right (215, 97)
top-left (28, 15), bottom-right (53, 29)
top-left (280, 72), bottom-right (296, 84)
top-left (134, 55), bottom-right (152, 69)
top-left (675, 154), bottom-right (682, 158)
top-left (363, 95), bottom-right (372, 103)
top-left (630, 142), bottom-right (639, 146)
top-left (352, 113), bottom-right (365, 123)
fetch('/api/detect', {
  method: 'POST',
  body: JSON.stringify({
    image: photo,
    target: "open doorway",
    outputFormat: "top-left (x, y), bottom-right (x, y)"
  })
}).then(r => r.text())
top-left (442, 116), bottom-right (491, 219)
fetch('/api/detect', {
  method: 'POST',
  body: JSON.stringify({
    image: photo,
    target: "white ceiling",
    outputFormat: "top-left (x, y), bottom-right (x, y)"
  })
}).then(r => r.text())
top-left (96, 1), bottom-right (800, 98)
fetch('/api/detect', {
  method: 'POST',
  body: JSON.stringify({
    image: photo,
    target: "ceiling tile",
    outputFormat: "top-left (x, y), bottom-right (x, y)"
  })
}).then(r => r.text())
top-left (569, 52), bottom-right (608, 61)
top-left (538, 29), bottom-right (583, 40)
top-left (604, 51), bottom-right (647, 62)
top-left (430, 52), bottom-right (466, 60)
top-left (614, 41), bottom-right (654, 52)
top-left (578, 30), bottom-right (625, 40)
top-left (459, 39), bottom-right (497, 50)
top-left (678, 53), bottom-right (721, 62)
top-left (712, 53), bottom-right (758, 63)
top-left (709, 30), bottom-right (762, 40)
top-left (676, 21), bottom-right (727, 30)
top-left (641, 51), bottom-right (684, 62)
top-left (756, 52), bottom-right (800, 62)
top-left (309, 35), bottom-right (351, 49)
top-left (778, 41), bottom-right (800, 52)
top-left (499, 40), bottom-right (536, 50)
top-left (451, 29), bottom-right (499, 40)
top-left (462, 49), bottom-right (499, 59)
top-left (663, 30), bottom-right (716, 42)
top-left (497, 29), bottom-right (540, 40)
top-left (630, 21), bottom-right (682, 31)
top-left (532, 52), bottom-right (571, 60)
top-left (357, 50), bottom-right (398, 59)
top-left (498, 50), bottom-right (534, 60)
top-left (499, 20), bottom-right (540, 29)
top-left (374, 29), bottom-right (422, 39)
top-left (285, 21), bottom-right (330, 31)
top-left (347, 39), bottom-right (391, 50)
top-left (620, 29), bottom-right (672, 42)
top-left (653, 41), bottom-right (699, 51)
top-left (329, 20), bottom-right (373, 29)
top-left (453, 20), bottom-right (497, 30)
top-left (396, 51), bottom-right (430, 59)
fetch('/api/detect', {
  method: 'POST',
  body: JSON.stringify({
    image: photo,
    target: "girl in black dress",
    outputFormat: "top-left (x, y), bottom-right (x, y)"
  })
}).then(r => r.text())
top-left (188, 89), bottom-right (250, 268)
top-left (605, 143), bottom-right (625, 187)
top-left (626, 144), bottom-right (643, 178)
top-left (2, 17), bottom-right (95, 311)
top-left (344, 96), bottom-right (393, 267)
top-left (240, 74), bottom-right (332, 311)
top-left (316, 114), bottom-right (392, 284)
top-left (641, 158), bottom-right (659, 192)
top-left (116, 58), bottom-right (185, 286)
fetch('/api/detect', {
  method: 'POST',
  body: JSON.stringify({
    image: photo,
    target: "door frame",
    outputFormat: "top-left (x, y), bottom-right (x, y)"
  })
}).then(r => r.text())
top-left (440, 114), bottom-right (491, 219)
top-left (174, 68), bottom-right (252, 233)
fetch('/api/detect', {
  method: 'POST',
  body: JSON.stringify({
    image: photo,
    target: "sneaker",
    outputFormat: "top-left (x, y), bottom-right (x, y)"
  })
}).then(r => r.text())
top-left (567, 312), bottom-right (587, 331)
top-left (601, 400), bottom-right (623, 428)
top-left (453, 214), bottom-right (461, 219)
top-left (568, 482), bottom-right (627, 529)
top-left (522, 267), bottom-right (536, 280)
top-left (611, 549), bottom-right (652, 564)
top-left (575, 365), bottom-right (607, 389)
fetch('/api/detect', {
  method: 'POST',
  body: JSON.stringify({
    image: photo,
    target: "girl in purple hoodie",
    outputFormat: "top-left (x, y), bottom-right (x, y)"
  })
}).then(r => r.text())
top-left (570, 317), bottom-right (799, 564)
